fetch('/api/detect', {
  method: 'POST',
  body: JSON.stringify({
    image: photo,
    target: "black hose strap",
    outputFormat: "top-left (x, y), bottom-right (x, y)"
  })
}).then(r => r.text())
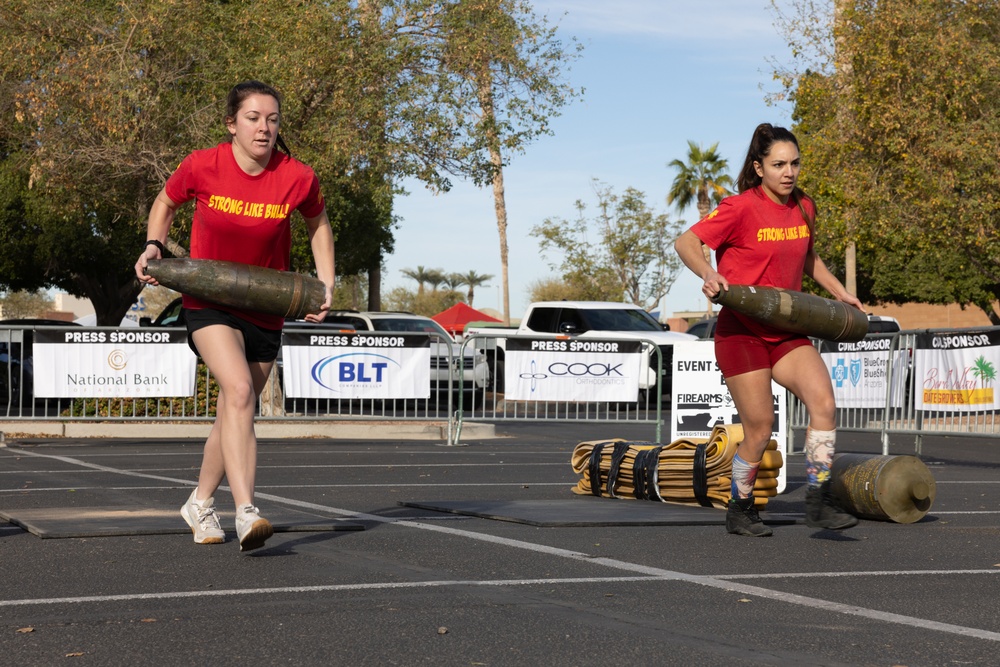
top-left (606, 441), bottom-right (631, 499)
top-left (632, 448), bottom-right (651, 500)
top-left (646, 446), bottom-right (663, 501)
top-left (632, 446), bottom-right (663, 501)
top-left (588, 442), bottom-right (608, 496)
top-left (693, 442), bottom-right (712, 507)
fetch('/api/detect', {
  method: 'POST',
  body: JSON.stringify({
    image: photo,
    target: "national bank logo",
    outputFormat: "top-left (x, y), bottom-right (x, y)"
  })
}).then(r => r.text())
top-left (311, 352), bottom-right (401, 392)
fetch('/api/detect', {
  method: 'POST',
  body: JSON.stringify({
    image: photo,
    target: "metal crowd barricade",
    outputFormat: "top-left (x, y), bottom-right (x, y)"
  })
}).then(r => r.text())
top-left (0, 324), bottom-right (461, 444)
top-left (454, 332), bottom-right (665, 444)
top-left (788, 327), bottom-right (1000, 455)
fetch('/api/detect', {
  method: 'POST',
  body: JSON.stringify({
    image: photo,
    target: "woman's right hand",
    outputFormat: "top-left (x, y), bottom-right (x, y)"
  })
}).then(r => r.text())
top-left (135, 245), bottom-right (161, 286)
top-left (701, 269), bottom-right (729, 302)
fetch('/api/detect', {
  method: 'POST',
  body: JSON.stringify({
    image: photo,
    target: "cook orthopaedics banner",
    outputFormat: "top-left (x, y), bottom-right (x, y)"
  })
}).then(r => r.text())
top-left (281, 331), bottom-right (431, 399)
top-left (819, 337), bottom-right (909, 409)
top-left (33, 328), bottom-right (197, 397)
top-left (504, 338), bottom-right (642, 402)
top-left (914, 330), bottom-right (1000, 411)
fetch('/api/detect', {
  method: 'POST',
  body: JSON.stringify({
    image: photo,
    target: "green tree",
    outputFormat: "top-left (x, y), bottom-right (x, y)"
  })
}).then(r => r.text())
top-left (527, 276), bottom-right (592, 303)
top-left (776, 0), bottom-right (1000, 322)
top-left (0, 289), bottom-right (53, 320)
top-left (532, 182), bottom-right (684, 311)
top-left (382, 285), bottom-right (462, 316)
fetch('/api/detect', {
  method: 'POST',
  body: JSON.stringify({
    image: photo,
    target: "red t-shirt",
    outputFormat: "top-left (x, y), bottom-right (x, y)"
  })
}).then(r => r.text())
top-left (164, 142), bottom-right (325, 329)
top-left (690, 187), bottom-right (815, 341)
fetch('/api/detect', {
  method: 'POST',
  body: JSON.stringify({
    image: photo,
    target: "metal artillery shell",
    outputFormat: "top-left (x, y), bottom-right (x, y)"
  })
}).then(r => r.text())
top-left (829, 453), bottom-right (936, 524)
top-left (145, 259), bottom-right (325, 320)
top-left (713, 284), bottom-right (868, 342)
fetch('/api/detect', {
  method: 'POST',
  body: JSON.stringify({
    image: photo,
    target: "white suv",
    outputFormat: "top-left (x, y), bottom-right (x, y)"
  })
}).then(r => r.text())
top-left (317, 311), bottom-right (489, 396)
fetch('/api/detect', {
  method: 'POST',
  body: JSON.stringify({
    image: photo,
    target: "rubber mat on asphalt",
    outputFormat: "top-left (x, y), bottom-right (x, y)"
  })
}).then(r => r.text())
top-left (399, 498), bottom-right (797, 527)
top-left (0, 506), bottom-right (365, 539)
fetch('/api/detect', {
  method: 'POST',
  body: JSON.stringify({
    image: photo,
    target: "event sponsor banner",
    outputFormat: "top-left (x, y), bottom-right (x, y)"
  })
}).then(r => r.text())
top-left (819, 337), bottom-right (908, 409)
top-left (914, 330), bottom-right (1000, 411)
top-left (282, 331), bottom-right (431, 399)
top-left (671, 341), bottom-right (787, 492)
top-left (504, 338), bottom-right (642, 402)
top-left (33, 328), bottom-right (196, 397)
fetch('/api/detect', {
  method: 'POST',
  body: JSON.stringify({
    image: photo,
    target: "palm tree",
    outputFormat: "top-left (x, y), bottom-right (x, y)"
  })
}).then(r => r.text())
top-left (454, 270), bottom-right (494, 308)
top-left (667, 141), bottom-right (734, 316)
top-left (424, 268), bottom-right (447, 292)
top-left (401, 266), bottom-right (435, 296)
top-left (443, 273), bottom-right (466, 292)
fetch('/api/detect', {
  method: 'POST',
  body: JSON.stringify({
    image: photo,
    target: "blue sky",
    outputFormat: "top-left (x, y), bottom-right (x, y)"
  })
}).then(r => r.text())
top-left (385, 0), bottom-right (803, 319)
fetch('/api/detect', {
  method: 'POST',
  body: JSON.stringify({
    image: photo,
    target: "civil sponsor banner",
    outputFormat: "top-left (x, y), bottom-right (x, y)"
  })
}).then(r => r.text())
top-left (282, 331), bottom-right (431, 399)
top-left (504, 338), bottom-right (642, 402)
top-left (914, 330), bottom-right (1000, 411)
top-left (670, 341), bottom-right (786, 492)
top-left (33, 328), bottom-right (196, 397)
top-left (819, 337), bottom-right (908, 409)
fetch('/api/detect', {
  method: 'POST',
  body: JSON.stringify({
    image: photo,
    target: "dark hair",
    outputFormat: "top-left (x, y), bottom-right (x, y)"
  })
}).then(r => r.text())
top-left (225, 80), bottom-right (292, 156)
top-left (736, 123), bottom-right (800, 194)
top-left (738, 122), bottom-right (814, 225)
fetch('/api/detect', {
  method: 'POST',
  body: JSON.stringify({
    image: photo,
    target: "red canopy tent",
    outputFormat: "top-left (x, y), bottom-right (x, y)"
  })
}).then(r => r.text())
top-left (432, 302), bottom-right (501, 337)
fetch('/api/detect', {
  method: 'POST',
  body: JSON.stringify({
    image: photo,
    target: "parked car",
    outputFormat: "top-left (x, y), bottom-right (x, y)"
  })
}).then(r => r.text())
top-left (0, 318), bottom-right (81, 403)
top-left (289, 311), bottom-right (490, 398)
top-left (866, 314), bottom-right (901, 334)
top-left (139, 297), bottom-right (184, 327)
top-left (685, 316), bottom-right (718, 340)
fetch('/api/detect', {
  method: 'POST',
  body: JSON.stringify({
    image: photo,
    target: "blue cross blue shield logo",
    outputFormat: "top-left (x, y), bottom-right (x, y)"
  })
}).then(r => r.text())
top-left (849, 358), bottom-right (862, 387)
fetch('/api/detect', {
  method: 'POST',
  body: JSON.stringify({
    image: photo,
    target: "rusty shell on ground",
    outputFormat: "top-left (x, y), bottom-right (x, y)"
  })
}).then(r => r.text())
top-left (145, 258), bottom-right (326, 320)
top-left (829, 453), bottom-right (936, 524)
top-left (713, 284), bottom-right (869, 342)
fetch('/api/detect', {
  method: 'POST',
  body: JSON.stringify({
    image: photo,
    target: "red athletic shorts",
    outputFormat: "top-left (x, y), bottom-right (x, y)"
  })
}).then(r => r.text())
top-left (713, 309), bottom-right (813, 378)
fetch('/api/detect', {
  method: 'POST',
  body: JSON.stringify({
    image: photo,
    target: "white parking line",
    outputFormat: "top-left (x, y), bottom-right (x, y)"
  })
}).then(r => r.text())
top-left (5, 446), bottom-right (1000, 642)
top-left (0, 462), bottom-right (567, 474)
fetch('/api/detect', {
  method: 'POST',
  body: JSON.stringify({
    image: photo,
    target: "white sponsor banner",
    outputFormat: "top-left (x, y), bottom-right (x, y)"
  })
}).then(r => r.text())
top-left (819, 337), bottom-right (908, 409)
top-left (504, 338), bottom-right (642, 402)
top-left (914, 330), bottom-right (1000, 411)
top-left (282, 331), bottom-right (431, 399)
top-left (33, 328), bottom-right (196, 397)
top-left (670, 341), bottom-right (786, 493)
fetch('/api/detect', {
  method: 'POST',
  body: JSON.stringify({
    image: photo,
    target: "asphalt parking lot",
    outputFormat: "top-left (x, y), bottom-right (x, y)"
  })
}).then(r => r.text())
top-left (2, 423), bottom-right (1000, 666)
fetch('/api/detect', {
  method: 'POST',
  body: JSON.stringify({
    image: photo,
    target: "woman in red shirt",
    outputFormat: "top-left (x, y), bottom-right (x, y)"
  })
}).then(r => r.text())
top-left (675, 123), bottom-right (862, 537)
top-left (135, 81), bottom-right (335, 552)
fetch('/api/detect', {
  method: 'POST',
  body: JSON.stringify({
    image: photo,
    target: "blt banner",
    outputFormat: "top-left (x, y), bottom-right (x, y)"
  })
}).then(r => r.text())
top-left (504, 338), bottom-right (642, 402)
top-left (819, 337), bottom-right (909, 409)
top-left (282, 331), bottom-right (431, 399)
top-left (914, 330), bottom-right (1000, 411)
top-left (33, 328), bottom-right (197, 397)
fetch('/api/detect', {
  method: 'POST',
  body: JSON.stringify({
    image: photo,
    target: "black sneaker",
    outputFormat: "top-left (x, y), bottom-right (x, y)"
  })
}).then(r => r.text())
top-left (726, 497), bottom-right (773, 537)
top-left (805, 481), bottom-right (859, 530)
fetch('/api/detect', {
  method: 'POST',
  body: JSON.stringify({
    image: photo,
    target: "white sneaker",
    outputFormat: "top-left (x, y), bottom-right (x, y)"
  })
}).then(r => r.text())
top-left (235, 504), bottom-right (273, 552)
top-left (180, 489), bottom-right (225, 545)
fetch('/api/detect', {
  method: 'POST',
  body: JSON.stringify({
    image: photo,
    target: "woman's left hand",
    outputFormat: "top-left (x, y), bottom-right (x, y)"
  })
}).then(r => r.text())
top-left (303, 283), bottom-right (333, 323)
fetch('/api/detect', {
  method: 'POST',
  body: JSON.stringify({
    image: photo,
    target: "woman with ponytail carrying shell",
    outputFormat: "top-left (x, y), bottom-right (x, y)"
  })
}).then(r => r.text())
top-left (675, 123), bottom-right (861, 536)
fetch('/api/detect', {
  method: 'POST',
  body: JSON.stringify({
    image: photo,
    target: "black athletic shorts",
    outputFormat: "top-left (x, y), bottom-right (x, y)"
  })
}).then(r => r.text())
top-left (183, 308), bottom-right (282, 363)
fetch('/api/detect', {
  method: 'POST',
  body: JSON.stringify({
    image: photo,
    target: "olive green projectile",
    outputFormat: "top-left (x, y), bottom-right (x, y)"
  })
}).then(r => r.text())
top-left (829, 453), bottom-right (936, 524)
top-left (713, 284), bottom-right (868, 342)
top-left (145, 259), bottom-right (325, 320)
